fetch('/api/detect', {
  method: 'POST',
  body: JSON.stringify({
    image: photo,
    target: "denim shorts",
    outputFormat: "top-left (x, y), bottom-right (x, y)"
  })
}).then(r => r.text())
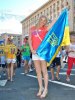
top-left (50, 57), bottom-right (61, 68)
top-left (22, 56), bottom-right (30, 61)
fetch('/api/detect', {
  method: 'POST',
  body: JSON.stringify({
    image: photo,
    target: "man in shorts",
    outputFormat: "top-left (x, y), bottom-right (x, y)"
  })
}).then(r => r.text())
top-left (50, 51), bottom-right (61, 81)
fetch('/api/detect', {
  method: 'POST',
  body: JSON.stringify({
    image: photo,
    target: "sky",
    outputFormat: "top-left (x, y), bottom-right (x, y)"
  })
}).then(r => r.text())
top-left (0, 0), bottom-right (48, 34)
top-left (0, 0), bottom-right (48, 16)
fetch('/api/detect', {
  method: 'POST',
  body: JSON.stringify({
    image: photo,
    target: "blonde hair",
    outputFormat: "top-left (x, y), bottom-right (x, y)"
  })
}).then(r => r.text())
top-left (36, 15), bottom-right (47, 28)
top-left (7, 37), bottom-right (13, 44)
top-left (39, 15), bottom-right (47, 22)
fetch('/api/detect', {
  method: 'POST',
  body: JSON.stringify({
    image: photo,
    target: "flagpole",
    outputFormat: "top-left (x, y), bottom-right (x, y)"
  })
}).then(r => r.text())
top-left (66, 1), bottom-right (70, 11)
top-left (47, 1), bottom-right (70, 25)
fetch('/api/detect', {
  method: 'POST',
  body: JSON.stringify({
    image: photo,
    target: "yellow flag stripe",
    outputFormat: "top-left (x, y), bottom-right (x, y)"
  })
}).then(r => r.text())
top-left (61, 26), bottom-right (70, 46)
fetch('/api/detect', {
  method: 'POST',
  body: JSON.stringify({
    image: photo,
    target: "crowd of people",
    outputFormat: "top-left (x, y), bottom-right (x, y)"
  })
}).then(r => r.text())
top-left (0, 15), bottom-right (75, 99)
top-left (0, 36), bottom-right (33, 81)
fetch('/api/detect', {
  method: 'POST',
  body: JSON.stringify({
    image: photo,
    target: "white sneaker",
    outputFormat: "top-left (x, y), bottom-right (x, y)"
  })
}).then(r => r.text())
top-left (3, 73), bottom-right (6, 76)
top-left (29, 69), bottom-right (33, 72)
top-left (66, 78), bottom-right (70, 82)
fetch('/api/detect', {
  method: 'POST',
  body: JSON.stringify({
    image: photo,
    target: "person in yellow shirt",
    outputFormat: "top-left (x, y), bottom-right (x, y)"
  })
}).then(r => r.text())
top-left (5, 37), bottom-right (17, 82)
top-left (0, 43), bottom-right (6, 76)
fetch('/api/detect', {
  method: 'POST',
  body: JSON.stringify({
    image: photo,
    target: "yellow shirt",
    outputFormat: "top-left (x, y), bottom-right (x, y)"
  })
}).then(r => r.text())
top-left (0, 45), bottom-right (5, 56)
top-left (5, 44), bottom-right (17, 59)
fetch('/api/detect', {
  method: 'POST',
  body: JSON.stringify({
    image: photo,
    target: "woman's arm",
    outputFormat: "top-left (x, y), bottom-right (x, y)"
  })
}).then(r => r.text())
top-left (47, 19), bottom-right (57, 31)
top-left (65, 45), bottom-right (75, 54)
top-left (28, 31), bottom-right (36, 54)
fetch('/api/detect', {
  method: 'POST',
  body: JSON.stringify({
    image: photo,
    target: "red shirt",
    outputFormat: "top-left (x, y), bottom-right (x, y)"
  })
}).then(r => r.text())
top-left (30, 26), bottom-right (47, 50)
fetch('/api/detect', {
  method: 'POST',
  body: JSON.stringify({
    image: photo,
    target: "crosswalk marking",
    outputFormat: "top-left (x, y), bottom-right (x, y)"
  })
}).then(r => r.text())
top-left (27, 74), bottom-right (75, 89)
top-left (48, 71), bottom-right (75, 75)
top-left (61, 68), bottom-right (75, 71)
top-left (20, 73), bottom-right (25, 75)
top-left (0, 80), bottom-right (7, 86)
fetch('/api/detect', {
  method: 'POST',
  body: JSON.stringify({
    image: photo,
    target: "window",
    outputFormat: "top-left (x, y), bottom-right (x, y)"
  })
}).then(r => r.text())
top-left (53, 3), bottom-right (56, 12)
top-left (50, 6), bottom-right (52, 14)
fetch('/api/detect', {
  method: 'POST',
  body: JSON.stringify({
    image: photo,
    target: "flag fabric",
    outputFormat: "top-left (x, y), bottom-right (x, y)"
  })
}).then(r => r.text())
top-left (36, 9), bottom-right (70, 64)
top-left (61, 10), bottom-right (70, 46)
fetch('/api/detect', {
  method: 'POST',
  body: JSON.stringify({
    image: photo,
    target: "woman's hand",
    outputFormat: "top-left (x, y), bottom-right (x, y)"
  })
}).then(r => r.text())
top-left (31, 49), bottom-right (36, 54)
top-left (68, 50), bottom-right (75, 53)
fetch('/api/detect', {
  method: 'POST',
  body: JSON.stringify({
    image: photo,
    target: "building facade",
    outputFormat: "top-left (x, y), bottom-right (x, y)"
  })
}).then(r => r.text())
top-left (21, 0), bottom-right (75, 40)
top-left (1, 33), bottom-right (22, 48)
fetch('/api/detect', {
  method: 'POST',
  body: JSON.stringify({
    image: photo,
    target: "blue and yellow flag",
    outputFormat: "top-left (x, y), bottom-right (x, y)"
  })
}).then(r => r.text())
top-left (36, 9), bottom-right (70, 64)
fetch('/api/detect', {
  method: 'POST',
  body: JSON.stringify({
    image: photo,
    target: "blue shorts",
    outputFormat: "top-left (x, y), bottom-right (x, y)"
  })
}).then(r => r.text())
top-left (50, 57), bottom-right (61, 68)
top-left (22, 56), bottom-right (30, 61)
top-left (0, 64), bottom-right (6, 68)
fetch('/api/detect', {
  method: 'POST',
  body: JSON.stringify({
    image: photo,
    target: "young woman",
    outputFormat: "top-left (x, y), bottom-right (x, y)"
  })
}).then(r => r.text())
top-left (66, 35), bottom-right (75, 82)
top-left (50, 51), bottom-right (61, 81)
top-left (5, 37), bottom-right (17, 82)
top-left (21, 37), bottom-right (30, 74)
top-left (29, 15), bottom-right (55, 98)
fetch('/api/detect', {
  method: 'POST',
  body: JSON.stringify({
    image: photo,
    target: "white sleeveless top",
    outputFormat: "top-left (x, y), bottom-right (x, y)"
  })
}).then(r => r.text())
top-left (68, 43), bottom-right (75, 58)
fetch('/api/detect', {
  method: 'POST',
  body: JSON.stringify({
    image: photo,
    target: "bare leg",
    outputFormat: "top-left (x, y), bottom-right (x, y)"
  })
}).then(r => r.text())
top-left (41, 60), bottom-right (48, 98)
top-left (10, 63), bottom-right (14, 81)
top-left (13, 63), bottom-right (17, 76)
top-left (33, 60), bottom-right (43, 96)
top-left (24, 60), bottom-right (29, 74)
top-left (50, 68), bottom-right (54, 80)
top-left (28, 59), bottom-right (32, 72)
top-left (7, 63), bottom-right (11, 80)
top-left (56, 65), bottom-right (60, 80)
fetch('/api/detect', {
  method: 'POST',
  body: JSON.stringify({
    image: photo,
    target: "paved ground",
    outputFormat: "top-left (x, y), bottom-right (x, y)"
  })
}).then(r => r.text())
top-left (0, 64), bottom-right (75, 100)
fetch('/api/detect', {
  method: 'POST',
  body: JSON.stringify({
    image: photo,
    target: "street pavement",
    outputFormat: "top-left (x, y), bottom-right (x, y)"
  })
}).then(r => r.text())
top-left (0, 64), bottom-right (75, 100)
